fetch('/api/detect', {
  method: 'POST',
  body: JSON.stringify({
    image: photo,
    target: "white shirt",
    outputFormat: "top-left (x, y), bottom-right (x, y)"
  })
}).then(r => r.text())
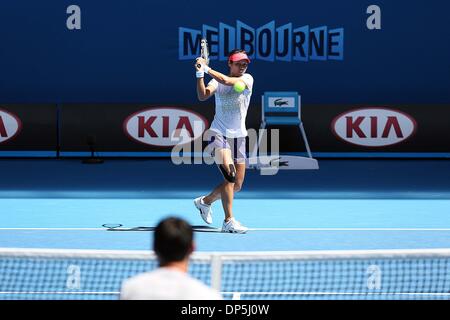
top-left (208, 73), bottom-right (254, 138)
top-left (120, 267), bottom-right (223, 300)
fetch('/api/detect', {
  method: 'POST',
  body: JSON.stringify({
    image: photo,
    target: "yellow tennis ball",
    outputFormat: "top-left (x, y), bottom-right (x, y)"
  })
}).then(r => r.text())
top-left (233, 81), bottom-right (246, 93)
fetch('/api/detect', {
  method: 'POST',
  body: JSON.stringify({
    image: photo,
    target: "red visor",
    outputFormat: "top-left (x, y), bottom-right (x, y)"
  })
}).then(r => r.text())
top-left (228, 52), bottom-right (251, 63)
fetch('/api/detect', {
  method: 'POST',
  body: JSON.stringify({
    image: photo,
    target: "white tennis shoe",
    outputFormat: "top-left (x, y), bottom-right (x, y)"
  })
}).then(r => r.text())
top-left (222, 218), bottom-right (248, 234)
top-left (194, 196), bottom-right (213, 224)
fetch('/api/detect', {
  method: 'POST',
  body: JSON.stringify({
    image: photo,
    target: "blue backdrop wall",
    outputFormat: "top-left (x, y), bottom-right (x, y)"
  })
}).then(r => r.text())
top-left (0, 1), bottom-right (449, 157)
top-left (0, 0), bottom-right (449, 104)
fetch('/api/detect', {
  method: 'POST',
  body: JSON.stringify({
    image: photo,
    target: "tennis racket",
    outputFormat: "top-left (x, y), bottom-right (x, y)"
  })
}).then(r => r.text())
top-left (196, 38), bottom-right (209, 69)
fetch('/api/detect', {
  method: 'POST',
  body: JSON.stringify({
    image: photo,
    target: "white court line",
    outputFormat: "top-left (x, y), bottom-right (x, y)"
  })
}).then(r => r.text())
top-left (1, 227), bottom-right (450, 231)
top-left (224, 291), bottom-right (450, 296)
top-left (0, 291), bottom-right (119, 295)
top-left (0, 228), bottom-right (105, 231)
top-left (251, 228), bottom-right (450, 231)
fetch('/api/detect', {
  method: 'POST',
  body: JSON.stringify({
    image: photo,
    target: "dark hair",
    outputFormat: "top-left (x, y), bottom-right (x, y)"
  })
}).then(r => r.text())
top-left (153, 217), bottom-right (194, 266)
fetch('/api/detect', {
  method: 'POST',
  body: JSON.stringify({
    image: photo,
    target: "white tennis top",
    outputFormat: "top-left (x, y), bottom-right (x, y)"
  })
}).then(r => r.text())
top-left (208, 73), bottom-right (254, 138)
top-left (120, 267), bottom-right (223, 300)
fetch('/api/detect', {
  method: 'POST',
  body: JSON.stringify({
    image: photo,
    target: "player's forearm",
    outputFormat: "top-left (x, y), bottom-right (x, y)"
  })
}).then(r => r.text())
top-left (208, 68), bottom-right (239, 86)
top-left (196, 79), bottom-right (208, 101)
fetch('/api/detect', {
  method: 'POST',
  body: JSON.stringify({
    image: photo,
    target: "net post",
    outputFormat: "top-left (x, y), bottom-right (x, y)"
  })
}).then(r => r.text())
top-left (210, 253), bottom-right (222, 291)
top-left (232, 292), bottom-right (241, 300)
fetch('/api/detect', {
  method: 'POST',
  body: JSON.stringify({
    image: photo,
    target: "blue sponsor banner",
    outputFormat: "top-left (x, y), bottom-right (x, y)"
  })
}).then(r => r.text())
top-left (179, 21), bottom-right (343, 62)
top-left (293, 25), bottom-right (309, 62)
top-left (219, 23), bottom-right (236, 61)
top-left (328, 28), bottom-right (344, 60)
top-left (276, 23), bottom-right (292, 62)
top-left (256, 21), bottom-right (275, 62)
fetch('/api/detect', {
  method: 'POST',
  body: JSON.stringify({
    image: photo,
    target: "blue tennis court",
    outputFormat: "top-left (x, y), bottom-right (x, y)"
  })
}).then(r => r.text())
top-left (3, 198), bottom-right (450, 251)
top-left (1, 159), bottom-right (450, 251)
top-left (1, 158), bottom-right (450, 300)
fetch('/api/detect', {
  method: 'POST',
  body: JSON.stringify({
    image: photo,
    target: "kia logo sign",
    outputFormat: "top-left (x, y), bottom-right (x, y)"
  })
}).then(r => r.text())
top-left (0, 108), bottom-right (22, 144)
top-left (331, 107), bottom-right (417, 147)
top-left (124, 107), bottom-right (208, 146)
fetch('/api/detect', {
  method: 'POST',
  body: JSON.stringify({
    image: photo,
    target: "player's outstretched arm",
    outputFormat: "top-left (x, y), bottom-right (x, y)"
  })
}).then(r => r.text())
top-left (197, 57), bottom-right (245, 87)
top-left (195, 57), bottom-right (216, 101)
top-left (207, 68), bottom-right (244, 86)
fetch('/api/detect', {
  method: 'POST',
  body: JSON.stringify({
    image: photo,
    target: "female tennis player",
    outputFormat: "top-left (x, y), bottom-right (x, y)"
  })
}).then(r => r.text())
top-left (193, 49), bottom-right (253, 234)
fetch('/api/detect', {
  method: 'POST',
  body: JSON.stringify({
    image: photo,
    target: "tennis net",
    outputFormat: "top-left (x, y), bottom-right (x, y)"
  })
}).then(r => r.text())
top-left (1, 248), bottom-right (450, 300)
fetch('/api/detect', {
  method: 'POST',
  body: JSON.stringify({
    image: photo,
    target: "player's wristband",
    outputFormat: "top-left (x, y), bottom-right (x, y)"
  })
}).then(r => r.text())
top-left (203, 65), bottom-right (210, 74)
top-left (196, 71), bottom-right (204, 78)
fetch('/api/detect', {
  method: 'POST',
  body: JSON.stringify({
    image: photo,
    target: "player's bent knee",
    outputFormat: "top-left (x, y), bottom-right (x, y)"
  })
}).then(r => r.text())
top-left (234, 183), bottom-right (242, 192)
top-left (219, 164), bottom-right (236, 183)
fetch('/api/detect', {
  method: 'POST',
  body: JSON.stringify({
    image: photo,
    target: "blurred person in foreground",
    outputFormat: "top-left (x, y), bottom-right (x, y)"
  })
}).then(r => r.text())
top-left (120, 216), bottom-right (223, 300)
